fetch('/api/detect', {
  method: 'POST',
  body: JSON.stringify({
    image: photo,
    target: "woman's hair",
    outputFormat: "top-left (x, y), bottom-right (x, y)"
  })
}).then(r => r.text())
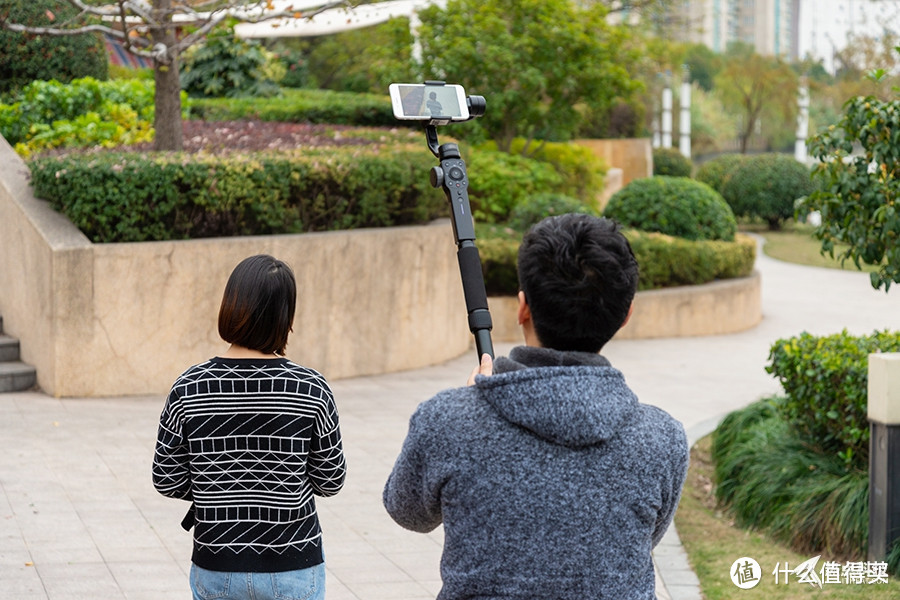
top-left (218, 255), bottom-right (297, 355)
top-left (517, 214), bottom-right (638, 353)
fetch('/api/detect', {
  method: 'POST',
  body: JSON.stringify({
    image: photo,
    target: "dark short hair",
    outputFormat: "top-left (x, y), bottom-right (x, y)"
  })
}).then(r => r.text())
top-left (517, 214), bottom-right (638, 352)
top-left (218, 255), bottom-right (297, 355)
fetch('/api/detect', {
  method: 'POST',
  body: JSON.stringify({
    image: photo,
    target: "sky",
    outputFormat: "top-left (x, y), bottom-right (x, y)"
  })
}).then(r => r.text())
top-left (798, 0), bottom-right (900, 72)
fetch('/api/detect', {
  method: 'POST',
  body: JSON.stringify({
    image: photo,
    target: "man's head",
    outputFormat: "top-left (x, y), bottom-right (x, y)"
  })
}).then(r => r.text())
top-left (218, 255), bottom-right (296, 355)
top-left (517, 214), bottom-right (638, 353)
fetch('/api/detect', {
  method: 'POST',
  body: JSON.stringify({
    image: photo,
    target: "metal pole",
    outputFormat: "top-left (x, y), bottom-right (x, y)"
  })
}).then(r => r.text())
top-left (868, 354), bottom-right (900, 560)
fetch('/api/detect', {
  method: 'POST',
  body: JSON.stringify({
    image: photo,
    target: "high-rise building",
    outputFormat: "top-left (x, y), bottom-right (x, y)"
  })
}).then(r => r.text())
top-left (671, 0), bottom-right (800, 59)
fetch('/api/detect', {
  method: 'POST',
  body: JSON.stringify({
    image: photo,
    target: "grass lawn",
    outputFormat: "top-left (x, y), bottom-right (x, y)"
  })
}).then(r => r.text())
top-left (754, 223), bottom-right (879, 273)
top-left (674, 437), bottom-right (900, 598)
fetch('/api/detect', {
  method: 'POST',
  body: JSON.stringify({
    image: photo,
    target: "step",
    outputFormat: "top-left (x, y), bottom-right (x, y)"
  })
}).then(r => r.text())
top-left (0, 334), bottom-right (20, 362)
top-left (0, 361), bottom-right (37, 393)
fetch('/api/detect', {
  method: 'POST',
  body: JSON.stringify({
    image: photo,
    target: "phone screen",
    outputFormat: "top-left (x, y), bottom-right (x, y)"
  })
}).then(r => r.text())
top-left (390, 84), bottom-right (468, 121)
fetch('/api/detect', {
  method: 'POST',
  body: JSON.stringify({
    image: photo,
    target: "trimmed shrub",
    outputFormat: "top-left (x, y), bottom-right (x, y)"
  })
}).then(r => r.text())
top-left (0, 0), bottom-right (108, 95)
top-left (186, 88), bottom-right (398, 127)
top-left (28, 149), bottom-right (446, 242)
top-left (652, 147), bottom-right (692, 177)
top-left (603, 176), bottom-right (737, 242)
top-left (481, 139), bottom-right (608, 206)
top-left (480, 230), bottom-right (756, 295)
top-left (694, 153), bottom-right (746, 194)
top-left (478, 237), bottom-right (521, 296)
top-left (712, 398), bottom-right (869, 560)
top-left (180, 29), bottom-right (280, 98)
top-left (626, 231), bottom-right (755, 290)
top-left (720, 153), bottom-right (814, 230)
top-left (766, 330), bottom-right (900, 471)
top-left (506, 193), bottom-right (597, 233)
top-left (464, 150), bottom-right (564, 223)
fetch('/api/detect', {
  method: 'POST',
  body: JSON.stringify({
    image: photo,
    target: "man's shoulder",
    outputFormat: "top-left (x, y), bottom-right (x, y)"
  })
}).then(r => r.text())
top-left (631, 403), bottom-right (688, 452)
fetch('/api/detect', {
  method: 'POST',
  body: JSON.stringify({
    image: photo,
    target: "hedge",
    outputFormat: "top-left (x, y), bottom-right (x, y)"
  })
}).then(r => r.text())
top-left (29, 148), bottom-right (445, 242)
top-left (186, 88), bottom-right (399, 127)
top-left (480, 230), bottom-right (756, 295)
top-left (766, 329), bottom-right (900, 471)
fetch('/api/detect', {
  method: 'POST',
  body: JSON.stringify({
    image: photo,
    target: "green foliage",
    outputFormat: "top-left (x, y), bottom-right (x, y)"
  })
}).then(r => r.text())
top-left (767, 330), bottom-right (900, 470)
top-left (465, 149), bottom-right (564, 223)
top-left (477, 237), bottom-right (521, 296)
top-left (652, 147), bottom-right (693, 177)
top-left (694, 154), bottom-right (747, 194)
top-left (802, 89), bottom-right (900, 291)
top-left (625, 231), bottom-right (755, 291)
top-left (603, 176), bottom-right (737, 241)
top-left (416, 0), bottom-right (639, 150)
top-left (0, 78), bottom-right (158, 157)
top-left (0, 0), bottom-right (108, 95)
top-left (714, 48), bottom-right (798, 152)
top-left (299, 18), bottom-right (417, 93)
top-left (720, 153), bottom-right (813, 230)
top-left (683, 43), bottom-right (722, 92)
top-left (180, 29), bottom-right (280, 98)
top-left (712, 398), bottom-right (870, 560)
top-left (28, 149), bottom-right (446, 243)
top-left (186, 88), bottom-right (397, 127)
top-left (506, 193), bottom-right (597, 234)
top-left (480, 138), bottom-right (608, 205)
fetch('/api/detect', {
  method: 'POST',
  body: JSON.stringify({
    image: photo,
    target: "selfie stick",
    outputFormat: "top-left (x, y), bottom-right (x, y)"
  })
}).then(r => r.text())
top-left (422, 86), bottom-right (494, 360)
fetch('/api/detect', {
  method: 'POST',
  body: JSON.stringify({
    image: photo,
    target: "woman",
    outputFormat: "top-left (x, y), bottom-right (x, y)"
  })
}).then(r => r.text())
top-left (153, 254), bottom-right (346, 600)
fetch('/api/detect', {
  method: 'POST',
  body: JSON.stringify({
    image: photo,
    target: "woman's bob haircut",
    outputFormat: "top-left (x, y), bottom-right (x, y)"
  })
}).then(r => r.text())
top-left (218, 255), bottom-right (296, 356)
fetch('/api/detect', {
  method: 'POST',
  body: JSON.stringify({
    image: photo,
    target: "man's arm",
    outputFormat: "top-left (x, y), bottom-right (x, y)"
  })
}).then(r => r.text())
top-left (651, 422), bottom-right (689, 547)
top-left (383, 407), bottom-right (444, 533)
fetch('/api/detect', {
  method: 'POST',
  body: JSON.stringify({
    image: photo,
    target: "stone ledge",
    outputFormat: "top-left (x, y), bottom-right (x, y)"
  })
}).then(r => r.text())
top-left (488, 271), bottom-right (762, 343)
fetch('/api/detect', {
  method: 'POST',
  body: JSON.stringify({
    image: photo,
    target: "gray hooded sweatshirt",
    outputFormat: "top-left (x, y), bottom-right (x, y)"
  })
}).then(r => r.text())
top-left (383, 346), bottom-right (689, 600)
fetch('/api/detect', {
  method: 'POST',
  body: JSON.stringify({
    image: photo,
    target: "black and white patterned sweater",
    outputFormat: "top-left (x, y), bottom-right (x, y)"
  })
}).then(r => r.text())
top-left (152, 357), bottom-right (346, 572)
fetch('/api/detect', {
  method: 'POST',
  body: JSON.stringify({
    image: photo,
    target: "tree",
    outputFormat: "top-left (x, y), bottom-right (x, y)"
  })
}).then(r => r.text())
top-left (0, 0), bottom-right (108, 94)
top-left (415, 0), bottom-right (639, 153)
top-left (714, 43), bottom-right (798, 153)
top-left (0, 0), bottom-right (346, 150)
top-left (801, 69), bottom-right (900, 291)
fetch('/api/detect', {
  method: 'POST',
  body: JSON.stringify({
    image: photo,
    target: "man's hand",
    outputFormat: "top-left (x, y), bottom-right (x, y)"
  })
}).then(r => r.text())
top-left (467, 353), bottom-right (493, 386)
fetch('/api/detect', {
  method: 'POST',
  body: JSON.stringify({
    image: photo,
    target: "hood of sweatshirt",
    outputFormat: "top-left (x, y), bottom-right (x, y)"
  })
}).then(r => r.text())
top-left (475, 345), bottom-right (638, 448)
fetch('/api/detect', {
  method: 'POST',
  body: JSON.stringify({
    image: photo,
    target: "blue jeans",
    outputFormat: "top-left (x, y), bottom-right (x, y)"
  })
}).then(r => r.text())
top-left (190, 563), bottom-right (325, 600)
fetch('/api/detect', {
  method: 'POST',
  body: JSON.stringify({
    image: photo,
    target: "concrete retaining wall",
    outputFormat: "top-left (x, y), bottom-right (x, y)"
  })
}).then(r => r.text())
top-left (0, 138), bottom-right (470, 397)
top-left (1, 136), bottom-right (760, 397)
top-left (488, 271), bottom-right (762, 343)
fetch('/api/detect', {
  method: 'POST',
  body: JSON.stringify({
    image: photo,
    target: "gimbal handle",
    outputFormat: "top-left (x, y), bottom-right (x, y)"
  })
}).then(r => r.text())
top-left (427, 126), bottom-right (494, 360)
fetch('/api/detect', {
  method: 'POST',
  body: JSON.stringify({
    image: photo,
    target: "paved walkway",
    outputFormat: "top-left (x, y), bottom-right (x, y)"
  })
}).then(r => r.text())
top-left (2, 240), bottom-right (900, 600)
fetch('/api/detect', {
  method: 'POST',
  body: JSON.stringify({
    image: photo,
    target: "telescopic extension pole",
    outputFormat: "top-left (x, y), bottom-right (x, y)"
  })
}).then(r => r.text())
top-left (426, 125), bottom-right (494, 360)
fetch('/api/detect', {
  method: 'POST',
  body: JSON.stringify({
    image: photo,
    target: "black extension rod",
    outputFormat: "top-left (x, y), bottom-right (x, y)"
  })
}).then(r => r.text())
top-left (428, 130), bottom-right (494, 360)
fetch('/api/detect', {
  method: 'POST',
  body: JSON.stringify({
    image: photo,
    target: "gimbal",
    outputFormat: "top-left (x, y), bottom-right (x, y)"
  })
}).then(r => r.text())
top-left (421, 82), bottom-right (494, 361)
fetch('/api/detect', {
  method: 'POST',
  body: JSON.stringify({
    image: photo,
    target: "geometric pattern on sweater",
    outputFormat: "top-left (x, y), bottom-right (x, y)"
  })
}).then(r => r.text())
top-left (152, 357), bottom-right (345, 571)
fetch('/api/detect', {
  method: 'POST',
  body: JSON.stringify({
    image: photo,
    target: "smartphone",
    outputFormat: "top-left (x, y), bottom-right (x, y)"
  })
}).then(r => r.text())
top-left (389, 83), bottom-right (470, 122)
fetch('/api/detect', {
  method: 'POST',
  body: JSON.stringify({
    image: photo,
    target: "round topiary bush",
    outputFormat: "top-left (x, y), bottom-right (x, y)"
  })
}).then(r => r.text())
top-left (652, 147), bottom-right (693, 177)
top-left (720, 153), bottom-right (814, 230)
top-left (695, 153), bottom-right (746, 195)
top-left (603, 176), bottom-right (736, 241)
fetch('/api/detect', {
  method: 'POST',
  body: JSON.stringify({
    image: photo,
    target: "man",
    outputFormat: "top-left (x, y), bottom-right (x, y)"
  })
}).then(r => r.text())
top-left (383, 214), bottom-right (688, 599)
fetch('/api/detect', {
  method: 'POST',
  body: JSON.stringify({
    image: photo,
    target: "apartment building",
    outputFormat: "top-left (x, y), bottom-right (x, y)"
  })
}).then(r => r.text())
top-left (671, 0), bottom-right (800, 59)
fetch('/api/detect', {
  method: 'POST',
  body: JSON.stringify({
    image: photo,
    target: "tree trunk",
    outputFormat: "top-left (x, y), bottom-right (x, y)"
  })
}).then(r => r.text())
top-left (151, 0), bottom-right (182, 151)
top-left (153, 60), bottom-right (183, 151)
